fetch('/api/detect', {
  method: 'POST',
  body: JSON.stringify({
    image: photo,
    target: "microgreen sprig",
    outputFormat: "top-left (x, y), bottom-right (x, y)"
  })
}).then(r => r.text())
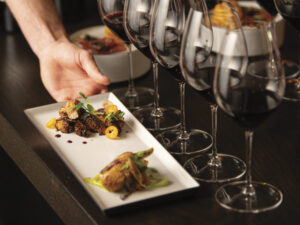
top-left (105, 110), bottom-right (125, 122)
top-left (71, 92), bottom-right (104, 116)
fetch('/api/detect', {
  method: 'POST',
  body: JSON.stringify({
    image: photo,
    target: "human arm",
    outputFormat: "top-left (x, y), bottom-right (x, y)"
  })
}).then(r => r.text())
top-left (5, 0), bottom-right (110, 101)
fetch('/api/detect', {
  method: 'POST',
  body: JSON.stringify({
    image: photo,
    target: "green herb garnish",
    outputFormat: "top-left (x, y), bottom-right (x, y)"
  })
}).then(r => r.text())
top-left (70, 92), bottom-right (106, 116)
top-left (136, 151), bottom-right (145, 158)
top-left (105, 110), bottom-right (125, 122)
top-left (130, 156), bottom-right (147, 173)
top-left (121, 161), bottom-right (129, 170)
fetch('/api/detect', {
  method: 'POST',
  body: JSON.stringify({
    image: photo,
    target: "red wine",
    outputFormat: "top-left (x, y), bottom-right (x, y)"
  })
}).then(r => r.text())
top-left (216, 69), bottom-right (281, 130)
top-left (276, 0), bottom-right (300, 32)
top-left (125, 11), bottom-right (155, 61)
top-left (103, 11), bottom-right (130, 44)
top-left (257, 0), bottom-right (277, 16)
top-left (281, 14), bottom-right (300, 32)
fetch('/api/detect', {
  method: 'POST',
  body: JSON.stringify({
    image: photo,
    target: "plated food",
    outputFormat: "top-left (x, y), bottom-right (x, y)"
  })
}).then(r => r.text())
top-left (46, 93), bottom-right (125, 139)
top-left (74, 27), bottom-right (126, 54)
top-left (211, 0), bottom-right (273, 29)
top-left (25, 92), bottom-right (200, 213)
top-left (211, 0), bottom-right (284, 56)
top-left (69, 26), bottom-right (151, 83)
top-left (84, 148), bottom-right (169, 200)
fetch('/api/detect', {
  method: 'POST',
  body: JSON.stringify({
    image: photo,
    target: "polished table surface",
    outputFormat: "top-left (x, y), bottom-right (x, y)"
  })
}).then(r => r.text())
top-left (1, 5), bottom-right (300, 225)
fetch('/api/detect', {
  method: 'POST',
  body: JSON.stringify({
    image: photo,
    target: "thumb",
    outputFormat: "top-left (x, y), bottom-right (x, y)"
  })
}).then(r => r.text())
top-left (80, 50), bottom-right (111, 85)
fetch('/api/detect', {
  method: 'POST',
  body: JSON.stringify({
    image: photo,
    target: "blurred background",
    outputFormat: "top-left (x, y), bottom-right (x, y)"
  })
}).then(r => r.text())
top-left (0, 1), bottom-right (100, 225)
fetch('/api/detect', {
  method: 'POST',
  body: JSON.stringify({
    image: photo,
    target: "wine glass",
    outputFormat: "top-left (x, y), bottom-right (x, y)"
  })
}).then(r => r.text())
top-left (273, 0), bottom-right (300, 101)
top-left (181, 0), bottom-right (246, 183)
top-left (213, 16), bottom-right (285, 212)
top-left (256, 0), bottom-right (300, 102)
top-left (147, 0), bottom-right (213, 153)
top-left (123, 0), bottom-right (181, 132)
top-left (97, 0), bottom-right (154, 110)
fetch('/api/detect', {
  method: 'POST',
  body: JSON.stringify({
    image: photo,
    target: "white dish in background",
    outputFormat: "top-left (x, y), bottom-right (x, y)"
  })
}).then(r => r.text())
top-left (24, 93), bottom-right (199, 214)
top-left (212, 1), bottom-right (285, 56)
top-left (70, 26), bottom-right (151, 83)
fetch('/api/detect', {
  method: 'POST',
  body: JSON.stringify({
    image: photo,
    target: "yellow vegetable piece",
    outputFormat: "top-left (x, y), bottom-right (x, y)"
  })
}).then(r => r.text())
top-left (105, 104), bottom-right (118, 115)
top-left (102, 99), bottom-right (113, 108)
top-left (105, 126), bottom-right (119, 139)
top-left (46, 117), bottom-right (56, 129)
top-left (84, 174), bottom-right (108, 191)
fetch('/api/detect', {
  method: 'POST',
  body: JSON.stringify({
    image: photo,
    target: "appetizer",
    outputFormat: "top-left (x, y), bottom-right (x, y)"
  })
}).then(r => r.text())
top-left (75, 27), bottom-right (126, 54)
top-left (84, 148), bottom-right (169, 200)
top-left (46, 93), bottom-right (125, 139)
top-left (211, 0), bottom-right (273, 29)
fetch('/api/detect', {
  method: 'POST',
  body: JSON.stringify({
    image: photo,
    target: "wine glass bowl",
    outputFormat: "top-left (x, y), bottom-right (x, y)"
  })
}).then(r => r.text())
top-left (213, 17), bottom-right (285, 212)
top-left (273, 0), bottom-right (300, 101)
top-left (149, 0), bottom-right (213, 154)
top-left (124, 0), bottom-right (181, 132)
top-left (97, 0), bottom-right (154, 110)
top-left (274, 0), bottom-right (300, 32)
top-left (180, 2), bottom-right (246, 182)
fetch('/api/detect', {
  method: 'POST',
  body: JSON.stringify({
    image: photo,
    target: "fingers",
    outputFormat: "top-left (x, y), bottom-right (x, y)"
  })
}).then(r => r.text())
top-left (79, 50), bottom-right (111, 85)
top-left (52, 84), bottom-right (108, 102)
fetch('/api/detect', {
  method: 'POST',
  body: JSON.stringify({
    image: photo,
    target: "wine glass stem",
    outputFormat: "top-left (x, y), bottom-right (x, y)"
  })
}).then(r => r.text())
top-left (151, 62), bottom-right (163, 117)
top-left (178, 81), bottom-right (188, 140)
top-left (126, 44), bottom-right (137, 97)
top-left (208, 104), bottom-right (221, 167)
top-left (244, 130), bottom-right (256, 196)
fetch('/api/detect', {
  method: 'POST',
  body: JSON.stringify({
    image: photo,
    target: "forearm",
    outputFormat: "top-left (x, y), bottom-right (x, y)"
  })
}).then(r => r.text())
top-left (6, 0), bottom-right (68, 57)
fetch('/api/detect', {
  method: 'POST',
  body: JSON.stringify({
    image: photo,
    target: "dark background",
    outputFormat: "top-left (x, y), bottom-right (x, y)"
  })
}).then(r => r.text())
top-left (0, 1), bottom-right (98, 225)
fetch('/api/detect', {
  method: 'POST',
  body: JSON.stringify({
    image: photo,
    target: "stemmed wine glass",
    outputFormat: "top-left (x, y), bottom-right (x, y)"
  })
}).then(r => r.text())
top-left (97, 0), bottom-right (154, 110)
top-left (149, 0), bottom-right (213, 154)
top-left (213, 16), bottom-right (285, 212)
top-left (181, 0), bottom-right (246, 183)
top-left (273, 0), bottom-right (300, 101)
top-left (123, 0), bottom-right (181, 131)
top-left (256, 0), bottom-right (300, 102)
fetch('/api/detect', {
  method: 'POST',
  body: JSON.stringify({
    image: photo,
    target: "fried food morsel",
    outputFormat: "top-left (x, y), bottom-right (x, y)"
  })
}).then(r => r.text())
top-left (59, 100), bottom-right (83, 120)
top-left (55, 118), bottom-right (74, 133)
top-left (100, 148), bottom-right (153, 192)
top-left (211, 0), bottom-right (243, 30)
top-left (74, 121), bottom-right (89, 137)
top-left (81, 113), bottom-right (106, 135)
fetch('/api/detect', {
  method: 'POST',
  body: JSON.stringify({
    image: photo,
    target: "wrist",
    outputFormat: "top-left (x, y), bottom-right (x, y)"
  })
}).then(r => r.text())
top-left (36, 35), bottom-right (70, 59)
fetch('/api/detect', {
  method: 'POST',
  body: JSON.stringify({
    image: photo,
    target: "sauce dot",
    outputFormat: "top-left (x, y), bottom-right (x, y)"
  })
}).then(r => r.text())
top-left (55, 134), bottom-right (61, 138)
top-left (83, 141), bottom-right (87, 144)
top-left (67, 140), bottom-right (73, 143)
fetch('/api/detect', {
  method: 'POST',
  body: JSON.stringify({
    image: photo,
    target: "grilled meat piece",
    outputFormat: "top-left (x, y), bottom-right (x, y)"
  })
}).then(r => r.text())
top-left (55, 118), bottom-right (74, 133)
top-left (74, 121), bottom-right (89, 137)
top-left (81, 113), bottom-right (106, 135)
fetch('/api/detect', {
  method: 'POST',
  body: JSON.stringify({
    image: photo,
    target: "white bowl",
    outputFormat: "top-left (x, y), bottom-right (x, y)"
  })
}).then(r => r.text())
top-left (212, 1), bottom-right (285, 56)
top-left (70, 26), bottom-right (151, 83)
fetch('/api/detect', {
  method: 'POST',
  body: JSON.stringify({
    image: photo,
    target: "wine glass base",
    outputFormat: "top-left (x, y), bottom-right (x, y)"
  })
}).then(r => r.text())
top-left (113, 87), bottom-right (154, 110)
top-left (184, 153), bottom-right (246, 183)
top-left (156, 129), bottom-right (212, 155)
top-left (133, 106), bottom-right (180, 131)
top-left (215, 181), bottom-right (283, 213)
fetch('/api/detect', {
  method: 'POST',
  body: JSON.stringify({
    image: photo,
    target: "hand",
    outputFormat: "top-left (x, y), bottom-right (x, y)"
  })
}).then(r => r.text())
top-left (38, 39), bottom-right (111, 102)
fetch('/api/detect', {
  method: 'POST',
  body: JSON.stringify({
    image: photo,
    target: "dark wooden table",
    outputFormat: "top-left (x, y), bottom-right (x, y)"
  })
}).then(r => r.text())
top-left (1, 3), bottom-right (300, 225)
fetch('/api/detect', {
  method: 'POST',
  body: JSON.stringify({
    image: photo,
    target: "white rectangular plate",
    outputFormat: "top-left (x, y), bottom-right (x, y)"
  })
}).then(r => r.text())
top-left (24, 93), bottom-right (199, 214)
